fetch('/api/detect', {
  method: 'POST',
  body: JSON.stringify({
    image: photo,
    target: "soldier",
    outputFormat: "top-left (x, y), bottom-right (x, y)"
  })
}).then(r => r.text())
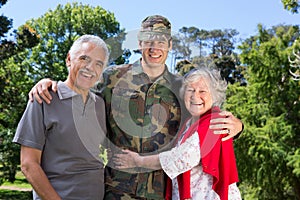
top-left (29, 15), bottom-right (243, 200)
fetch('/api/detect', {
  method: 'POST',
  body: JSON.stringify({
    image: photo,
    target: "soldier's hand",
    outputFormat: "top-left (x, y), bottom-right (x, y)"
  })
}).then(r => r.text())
top-left (210, 111), bottom-right (243, 141)
top-left (28, 78), bottom-right (57, 104)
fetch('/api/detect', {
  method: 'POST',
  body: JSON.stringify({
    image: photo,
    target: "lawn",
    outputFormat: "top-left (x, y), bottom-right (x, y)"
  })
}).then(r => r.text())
top-left (0, 171), bottom-right (32, 200)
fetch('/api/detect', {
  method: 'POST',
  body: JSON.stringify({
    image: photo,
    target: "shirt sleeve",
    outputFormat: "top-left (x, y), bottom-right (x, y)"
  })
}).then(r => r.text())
top-left (159, 131), bottom-right (200, 179)
top-left (13, 100), bottom-right (46, 150)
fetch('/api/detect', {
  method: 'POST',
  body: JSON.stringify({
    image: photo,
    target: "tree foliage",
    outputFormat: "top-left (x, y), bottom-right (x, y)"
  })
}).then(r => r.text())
top-left (24, 2), bottom-right (125, 82)
top-left (173, 27), bottom-right (245, 84)
top-left (225, 24), bottom-right (300, 199)
top-left (0, 0), bottom-right (40, 184)
top-left (282, 0), bottom-right (300, 13)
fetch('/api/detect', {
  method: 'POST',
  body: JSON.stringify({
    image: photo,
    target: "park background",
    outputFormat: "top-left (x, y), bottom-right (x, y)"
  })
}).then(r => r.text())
top-left (0, 0), bottom-right (299, 199)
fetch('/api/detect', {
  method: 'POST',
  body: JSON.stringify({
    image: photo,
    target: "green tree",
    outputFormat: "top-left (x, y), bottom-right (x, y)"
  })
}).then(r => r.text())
top-left (226, 24), bottom-right (300, 199)
top-left (0, 0), bottom-right (40, 184)
top-left (25, 2), bottom-right (125, 82)
top-left (282, 0), bottom-right (300, 13)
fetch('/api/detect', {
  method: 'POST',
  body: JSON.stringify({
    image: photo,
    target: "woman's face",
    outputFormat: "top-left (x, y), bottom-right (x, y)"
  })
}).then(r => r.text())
top-left (184, 77), bottom-right (213, 119)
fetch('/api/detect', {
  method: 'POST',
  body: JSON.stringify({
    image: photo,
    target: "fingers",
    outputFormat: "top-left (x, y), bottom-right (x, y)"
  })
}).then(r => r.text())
top-left (218, 111), bottom-right (233, 117)
top-left (28, 86), bottom-right (43, 104)
top-left (28, 87), bottom-right (39, 103)
top-left (221, 134), bottom-right (232, 141)
top-left (112, 151), bottom-right (131, 169)
top-left (38, 81), bottom-right (53, 104)
top-left (210, 110), bottom-right (243, 140)
top-left (51, 81), bottom-right (58, 93)
top-left (32, 79), bottom-right (57, 104)
top-left (112, 154), bottom-right (130, 169)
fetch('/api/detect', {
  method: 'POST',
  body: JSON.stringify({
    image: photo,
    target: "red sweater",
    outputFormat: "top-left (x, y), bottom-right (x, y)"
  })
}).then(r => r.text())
top-left (165, 107), bottom-right (239, 200)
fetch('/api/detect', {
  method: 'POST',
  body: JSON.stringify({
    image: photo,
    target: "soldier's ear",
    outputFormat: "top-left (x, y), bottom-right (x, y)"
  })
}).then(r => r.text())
top-left (138, 40), bottom-right (143, 49)
top-left (168, 40), bottom-right (172, 51)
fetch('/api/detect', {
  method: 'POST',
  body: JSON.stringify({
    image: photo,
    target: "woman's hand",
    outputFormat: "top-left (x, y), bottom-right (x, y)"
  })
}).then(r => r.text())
top-left (113, 149), bottom-right (140, 169)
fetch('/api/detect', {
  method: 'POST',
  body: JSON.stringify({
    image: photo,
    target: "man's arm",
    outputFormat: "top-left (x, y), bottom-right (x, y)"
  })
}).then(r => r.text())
top-left (28, 78), bottom-right (58, 104)
top-left (20, 146), bottom-right (61, 200)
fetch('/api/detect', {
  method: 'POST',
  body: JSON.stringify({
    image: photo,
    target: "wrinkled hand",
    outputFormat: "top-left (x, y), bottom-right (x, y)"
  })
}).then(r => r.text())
top-left (28, 78), bottom-right (57, 104)
top-left (113, 149), bottom-right (139, 169)
top-left (210, 111), bottom-right (243, 141)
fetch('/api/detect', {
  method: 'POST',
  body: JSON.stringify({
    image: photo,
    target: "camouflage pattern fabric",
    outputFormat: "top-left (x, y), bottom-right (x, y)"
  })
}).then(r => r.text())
top-left (96, 59), bottom-right (184, 199)
top-left (138, 15), bottom-right (172, 41)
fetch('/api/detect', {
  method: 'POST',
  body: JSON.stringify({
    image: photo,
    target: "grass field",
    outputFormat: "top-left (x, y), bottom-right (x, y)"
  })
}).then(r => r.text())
top-left (0, 171), bottom-right (32, 200)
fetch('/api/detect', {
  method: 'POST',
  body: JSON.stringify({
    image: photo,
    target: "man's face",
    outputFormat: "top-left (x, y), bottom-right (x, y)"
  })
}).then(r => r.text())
top-left (66, 42), bottom-right (106, 91)
top-left (139, 35), bottom-right (171, 68)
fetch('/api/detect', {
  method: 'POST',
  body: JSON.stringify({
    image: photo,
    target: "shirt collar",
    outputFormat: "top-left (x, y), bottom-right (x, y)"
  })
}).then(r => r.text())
top-left (57, 81), bottom-right (96, 102)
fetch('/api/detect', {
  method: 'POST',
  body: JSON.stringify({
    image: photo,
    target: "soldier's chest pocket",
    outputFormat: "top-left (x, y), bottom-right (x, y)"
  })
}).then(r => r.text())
top-left (111, 87), bottom-right (141, 117)
top-left (151, 94), bottom-right (181, 123)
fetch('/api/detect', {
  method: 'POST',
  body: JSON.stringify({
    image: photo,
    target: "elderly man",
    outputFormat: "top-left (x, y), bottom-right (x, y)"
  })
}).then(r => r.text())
top-left (13, 35), bottom-right (109, 200)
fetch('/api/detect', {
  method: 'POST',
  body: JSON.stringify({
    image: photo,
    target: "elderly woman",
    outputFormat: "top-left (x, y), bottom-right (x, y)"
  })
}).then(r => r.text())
top-left (114, 67), bottom-right (242, 200)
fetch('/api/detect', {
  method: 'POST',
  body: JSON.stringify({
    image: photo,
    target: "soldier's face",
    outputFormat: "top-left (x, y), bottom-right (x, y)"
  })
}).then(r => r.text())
top-left (139, 37), bottom-right (171, 68)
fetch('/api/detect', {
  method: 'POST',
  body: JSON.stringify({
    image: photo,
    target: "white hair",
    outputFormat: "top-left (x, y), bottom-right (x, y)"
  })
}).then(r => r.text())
top-left (180, 67), bottom-right (227, 107)
top-left (69, 34), bottom-right (109, 67)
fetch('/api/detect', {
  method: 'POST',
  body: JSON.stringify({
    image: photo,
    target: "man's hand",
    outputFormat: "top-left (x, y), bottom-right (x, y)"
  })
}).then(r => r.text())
top-left (210, 111), bottom-right (243, 141)
top-left (28, 78), bottom-right (57, 104)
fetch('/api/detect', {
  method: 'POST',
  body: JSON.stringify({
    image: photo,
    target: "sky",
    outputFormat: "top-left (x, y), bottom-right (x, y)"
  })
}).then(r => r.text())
top-left (1, 0), bottom-right (299, 38)
top-left (1, 0), bottom-right (299, 65)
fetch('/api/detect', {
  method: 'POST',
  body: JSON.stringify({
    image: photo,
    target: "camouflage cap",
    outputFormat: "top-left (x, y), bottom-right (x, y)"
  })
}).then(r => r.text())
top-left (137, 15), bottom-right (172, 41)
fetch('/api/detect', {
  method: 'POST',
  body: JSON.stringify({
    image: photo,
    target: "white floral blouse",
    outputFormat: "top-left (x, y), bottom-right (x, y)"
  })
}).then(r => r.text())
top-left (159, 120), bottom-right (242, 200)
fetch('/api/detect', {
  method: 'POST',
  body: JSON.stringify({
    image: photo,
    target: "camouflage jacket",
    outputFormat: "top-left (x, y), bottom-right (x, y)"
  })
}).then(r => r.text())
top-left (96, 59), bottom-right (184, 199)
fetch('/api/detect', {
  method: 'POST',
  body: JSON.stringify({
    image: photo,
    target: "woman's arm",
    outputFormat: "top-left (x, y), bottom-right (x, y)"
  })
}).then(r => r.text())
top-left (114, 132), bottom-right (201, 179)
top-left (113, 149), bottom-right (161, 170)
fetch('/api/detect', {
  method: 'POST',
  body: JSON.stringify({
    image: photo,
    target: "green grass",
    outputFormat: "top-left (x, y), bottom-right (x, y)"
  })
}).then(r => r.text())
top-left (0, 189), bottom-right (32, 200)
top-left (0, 171), bottom-right (32, 200)
top-left (1, 171), bottom-right (31, 189)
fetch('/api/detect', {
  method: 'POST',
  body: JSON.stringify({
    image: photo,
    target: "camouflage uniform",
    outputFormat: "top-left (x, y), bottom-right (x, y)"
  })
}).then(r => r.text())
top-left (97, 59), bottom-right (184, 199)
top-left (95, 15), bottom-right (185, 199)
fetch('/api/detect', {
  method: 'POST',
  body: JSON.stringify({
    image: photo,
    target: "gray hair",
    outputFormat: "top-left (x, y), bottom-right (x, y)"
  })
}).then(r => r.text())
top-left (180, 67), bottom-right (227, 107)
top-left (69, 34), bottom-right (109, 67)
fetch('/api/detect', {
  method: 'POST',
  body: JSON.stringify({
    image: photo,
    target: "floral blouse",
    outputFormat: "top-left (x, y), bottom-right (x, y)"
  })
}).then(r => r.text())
top-left (159, 120), bottom-right (242, 200)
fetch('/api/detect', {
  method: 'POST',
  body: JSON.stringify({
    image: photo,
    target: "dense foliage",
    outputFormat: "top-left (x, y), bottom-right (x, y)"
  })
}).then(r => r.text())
top-left (225, 24), bottom-right (300, 199)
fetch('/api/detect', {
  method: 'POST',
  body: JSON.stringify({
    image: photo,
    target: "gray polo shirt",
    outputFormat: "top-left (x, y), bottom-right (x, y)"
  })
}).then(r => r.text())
top-left (13, 81), bottom-right (107, 200)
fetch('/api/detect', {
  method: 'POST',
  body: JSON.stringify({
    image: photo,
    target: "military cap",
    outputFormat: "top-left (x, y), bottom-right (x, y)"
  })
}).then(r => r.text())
top-left (137, 15), bottom-right (172, 41)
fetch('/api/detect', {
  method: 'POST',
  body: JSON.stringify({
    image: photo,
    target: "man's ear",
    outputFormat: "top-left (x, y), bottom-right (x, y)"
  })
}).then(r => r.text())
top-left (66, 53), bottom-right (71, 67)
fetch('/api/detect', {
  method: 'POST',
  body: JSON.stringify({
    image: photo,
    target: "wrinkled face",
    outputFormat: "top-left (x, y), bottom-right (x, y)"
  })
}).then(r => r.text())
top-left (184, 77), bottom-right (213, 119)
top-left (139, 36), bottom-right (171, 68)
top-left (66, 42), bottom-right (106, 91)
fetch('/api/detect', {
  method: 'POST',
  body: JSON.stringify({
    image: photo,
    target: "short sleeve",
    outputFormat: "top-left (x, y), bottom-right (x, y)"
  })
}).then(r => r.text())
top-left (13, 100), bottom-right (46, 150)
